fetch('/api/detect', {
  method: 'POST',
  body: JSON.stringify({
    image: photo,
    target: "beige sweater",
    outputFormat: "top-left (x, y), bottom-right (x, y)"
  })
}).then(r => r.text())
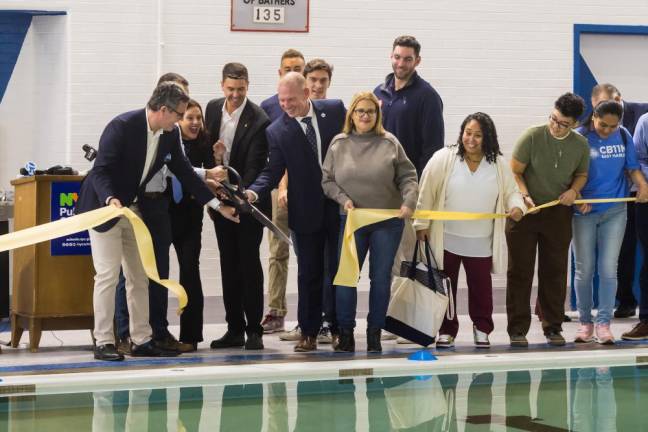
top-left (413, 145), bottom-right (525, 274)
top-left (322, 131), bottom-right (418, 211)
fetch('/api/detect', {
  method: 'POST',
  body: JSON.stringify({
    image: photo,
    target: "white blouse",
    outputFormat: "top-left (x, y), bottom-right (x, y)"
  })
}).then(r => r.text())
top-left (443, 157), bottom-right (498, 257)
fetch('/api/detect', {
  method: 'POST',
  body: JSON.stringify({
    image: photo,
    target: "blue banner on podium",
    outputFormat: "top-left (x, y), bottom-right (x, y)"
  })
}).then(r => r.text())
top-left (50, 181), bottom-right (91, 256)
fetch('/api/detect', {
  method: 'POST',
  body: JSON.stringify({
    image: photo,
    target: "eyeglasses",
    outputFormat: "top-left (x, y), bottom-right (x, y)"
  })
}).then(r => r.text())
top-left (549, 114), bottom-right (572, 129)
top-left (166, 106), bottom-right (185, 118)
top-left (353, 108), bottom-right (377, 117)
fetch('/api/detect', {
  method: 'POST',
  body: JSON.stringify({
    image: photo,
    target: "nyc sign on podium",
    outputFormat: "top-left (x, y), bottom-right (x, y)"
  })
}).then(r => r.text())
top-left (50, 182), bottom-right (91, 256)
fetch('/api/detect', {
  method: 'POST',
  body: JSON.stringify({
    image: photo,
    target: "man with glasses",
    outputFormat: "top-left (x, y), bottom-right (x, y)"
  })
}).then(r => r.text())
top-left (506, 93), bottom-right (589, 347)
top-left (78, 82), bottom-right (238, 361)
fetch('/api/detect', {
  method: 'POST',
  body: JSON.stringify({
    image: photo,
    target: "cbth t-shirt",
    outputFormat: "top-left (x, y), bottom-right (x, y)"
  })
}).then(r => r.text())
top-left (513, 125), bottom-right (590, 205)
top-left (575, 126), bottom-right (639, 214)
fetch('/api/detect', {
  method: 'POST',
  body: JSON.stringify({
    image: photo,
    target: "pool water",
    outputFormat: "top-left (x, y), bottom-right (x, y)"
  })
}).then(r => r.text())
top-left (2, 365), bottom-right (647, 431)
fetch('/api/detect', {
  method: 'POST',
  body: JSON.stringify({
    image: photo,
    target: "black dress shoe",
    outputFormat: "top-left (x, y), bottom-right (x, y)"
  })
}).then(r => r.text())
top-left (366, 327), bottom-right (382, 353)
top-left (335, 328), bottom-right (355, 352)
top-left (245, 333), bottom-right (264, 350)
top-left (94, 344), bottom-right (125, 361)
top-left (210, 332), bottom-right (245, 349)
top-left (614, 306), bottom-right (637, 318)
top-left (131, 340), bottom-right (180, 357)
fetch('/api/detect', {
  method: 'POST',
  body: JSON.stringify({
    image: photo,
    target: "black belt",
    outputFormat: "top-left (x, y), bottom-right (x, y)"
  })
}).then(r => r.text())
top-left (141, 191), bottom-right (167, 200)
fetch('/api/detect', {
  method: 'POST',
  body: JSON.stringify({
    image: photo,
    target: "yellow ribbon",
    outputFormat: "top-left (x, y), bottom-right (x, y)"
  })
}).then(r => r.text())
top-left (334, 197), bottom-right (636, 287)
top-left (0, 206), bottom-right (188, 313)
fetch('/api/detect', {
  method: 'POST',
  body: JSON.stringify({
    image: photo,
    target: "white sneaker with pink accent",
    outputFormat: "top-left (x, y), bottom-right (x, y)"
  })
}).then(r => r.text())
top-left (574, 323), bottom-right (594, 343)
top-left (595, 323), bottom-right (615, 345)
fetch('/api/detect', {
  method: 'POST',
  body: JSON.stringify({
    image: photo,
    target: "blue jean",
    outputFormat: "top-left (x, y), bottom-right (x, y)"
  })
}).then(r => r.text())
top-left (573, 203), bottom-right (627, 325)
top-left (336, 215), bottom-right (404, 329)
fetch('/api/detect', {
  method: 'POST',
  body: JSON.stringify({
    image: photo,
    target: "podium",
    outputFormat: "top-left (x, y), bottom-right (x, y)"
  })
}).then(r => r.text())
top-left (10, 175), bottom-right (94, 352)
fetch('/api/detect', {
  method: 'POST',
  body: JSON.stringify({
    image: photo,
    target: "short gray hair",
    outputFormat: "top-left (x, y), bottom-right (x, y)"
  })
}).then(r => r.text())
top-left (147, 81), bottom-right (189, 111)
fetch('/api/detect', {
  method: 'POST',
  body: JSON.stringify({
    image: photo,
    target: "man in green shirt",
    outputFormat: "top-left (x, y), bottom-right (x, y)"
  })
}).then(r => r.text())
top-left (507, 93), bottom-right (589, 347)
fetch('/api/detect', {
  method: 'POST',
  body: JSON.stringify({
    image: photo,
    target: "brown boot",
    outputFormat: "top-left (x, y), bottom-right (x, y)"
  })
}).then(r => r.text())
top-left (294, 336), bottom-right (317, 352)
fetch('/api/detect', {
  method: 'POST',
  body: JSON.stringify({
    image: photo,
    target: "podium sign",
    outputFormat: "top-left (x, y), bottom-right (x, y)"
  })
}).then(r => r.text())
top-left (231, 0), bottom-right (309, 32)
top-left (50, 181), bottom-right (91, 255)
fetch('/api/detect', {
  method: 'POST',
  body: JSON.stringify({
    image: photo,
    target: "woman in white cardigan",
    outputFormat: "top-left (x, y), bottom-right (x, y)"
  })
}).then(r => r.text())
top-left (413, 112), bottom-right (525, 348)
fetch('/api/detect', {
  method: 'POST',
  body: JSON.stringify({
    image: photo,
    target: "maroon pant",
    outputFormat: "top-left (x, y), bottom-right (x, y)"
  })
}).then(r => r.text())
top-left (439, 250), bottom-right (494, 337)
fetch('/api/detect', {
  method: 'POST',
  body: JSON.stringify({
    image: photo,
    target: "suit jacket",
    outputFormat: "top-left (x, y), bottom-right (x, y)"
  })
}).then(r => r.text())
top-left (249, 99), bottom-right (346, 233)
top-left (77, 108), bottom-right (214, 232)
top-left (260, 94), bottom-right (284, 123)
top-left (204, 98), bottom-right (271, 215)
top-left (623, 100), bottom-right (648, 136)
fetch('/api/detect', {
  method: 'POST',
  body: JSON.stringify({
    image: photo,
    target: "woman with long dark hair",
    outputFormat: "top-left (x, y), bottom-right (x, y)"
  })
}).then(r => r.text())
top-left (169, 99), bottom-right (214, 351)
top-left (414, 112), bottom-right (525, 348)
top-left (572, 100), bottom-right (648, 344)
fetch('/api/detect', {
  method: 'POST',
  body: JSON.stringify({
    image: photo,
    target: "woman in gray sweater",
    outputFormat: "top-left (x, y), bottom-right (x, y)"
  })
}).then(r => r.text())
top-left (322, 91), bottom-right (418, 352)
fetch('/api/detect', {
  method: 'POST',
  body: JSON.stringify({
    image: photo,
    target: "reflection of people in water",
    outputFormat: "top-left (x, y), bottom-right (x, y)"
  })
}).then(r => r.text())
top-left (220, 384), bottom-right (263, 432)
top-left (294, 380), bottom-right (356, 431)
top-left (573, 367), bottom-right (617, 432)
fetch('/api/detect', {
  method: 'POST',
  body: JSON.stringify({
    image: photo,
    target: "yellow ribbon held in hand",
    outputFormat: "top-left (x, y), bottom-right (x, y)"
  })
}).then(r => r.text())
top-left (0, 206), bottom-right (188, 313)
top-left (333, 197), bottom-right (636, 288)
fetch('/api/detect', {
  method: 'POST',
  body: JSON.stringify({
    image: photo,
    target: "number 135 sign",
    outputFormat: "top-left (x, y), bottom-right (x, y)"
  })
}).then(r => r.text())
top-left (231, 0), bottom-right (309, 33)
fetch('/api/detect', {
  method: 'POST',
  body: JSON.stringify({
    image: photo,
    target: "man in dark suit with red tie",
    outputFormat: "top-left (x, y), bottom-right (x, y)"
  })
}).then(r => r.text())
top-left (247, 72), bottom-right (345, 352)
top-left (204, 63), bottom-right (271, 350)
top-left (77, 82), bottom-right (238, 361)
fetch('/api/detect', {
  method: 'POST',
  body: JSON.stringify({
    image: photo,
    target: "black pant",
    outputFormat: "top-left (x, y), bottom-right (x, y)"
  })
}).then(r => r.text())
top-left (293, 218), bottom-right (339, 337)
top-left (213, 212), bottom-right (264, 336)
top-left (634, 202), bottom-right (648, 321)
top-left (617, 193), bottom-right (638, 308)
top-left (115, 195), bottom-right (172, 340)
top-left (170, 199), bottom-right (205, 343)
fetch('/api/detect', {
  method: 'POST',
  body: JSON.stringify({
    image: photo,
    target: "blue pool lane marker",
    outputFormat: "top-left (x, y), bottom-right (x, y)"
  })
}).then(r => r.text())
top-left (408, 349), bottom-right (437, 361)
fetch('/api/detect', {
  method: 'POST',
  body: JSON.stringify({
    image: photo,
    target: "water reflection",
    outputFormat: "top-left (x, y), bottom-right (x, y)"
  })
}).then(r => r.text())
top-left (0, 365), bottom-right (645, 431)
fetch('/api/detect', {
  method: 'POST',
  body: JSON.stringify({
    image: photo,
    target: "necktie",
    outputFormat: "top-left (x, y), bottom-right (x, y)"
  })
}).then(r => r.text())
top-left (300, 117), bottom-right (319, 162)
top-left (171, 176), bottom-right (183, 204)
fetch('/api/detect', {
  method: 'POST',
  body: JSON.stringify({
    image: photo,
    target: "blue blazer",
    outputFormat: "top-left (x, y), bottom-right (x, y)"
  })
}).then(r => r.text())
top-left (77, 108), bottom-right (214, 232)
top-left (260, 94), bottom-right (284, 123)
top-left (623, 101), bottom-right (648, 136)
top-left (249, 99), bottom-right (346, 234)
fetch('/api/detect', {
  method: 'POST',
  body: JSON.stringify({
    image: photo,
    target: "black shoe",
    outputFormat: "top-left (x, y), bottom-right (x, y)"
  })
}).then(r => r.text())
top-left (366, 327), bottom-right (382, 353)
top-left (245, 333), bottom-right (264, 350)
top-left (210, 332), bottom-right (245, 349)
top-left (94, 344), bottom-right (125, 361)
top-left (614, 306), bottom-right (637, 318)
top-left (563, 314), bottom-right (572, 323)
top-left (545, 331), bottom-right (566, 346)
top-left (131, 340), bottom-right (180, 357)
top-left (335, 328), bottom-right (355, 352)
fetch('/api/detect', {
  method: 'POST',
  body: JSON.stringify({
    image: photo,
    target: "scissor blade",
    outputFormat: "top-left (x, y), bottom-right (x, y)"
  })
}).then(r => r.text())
top-left (249, 205), bottom-right (292, 245)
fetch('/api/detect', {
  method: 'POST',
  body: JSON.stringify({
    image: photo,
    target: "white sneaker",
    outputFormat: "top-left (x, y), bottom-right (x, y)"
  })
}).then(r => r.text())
top-left (317, 325), bottom-right (333, 344)
top-left (381, 331), bottom-right (397, 341)
top-left (436, 334), bottom-right (455, 348)
top-left (473, 326), bottom-right (490, 348)
top-left (279, 325), bottom-right (301, 341)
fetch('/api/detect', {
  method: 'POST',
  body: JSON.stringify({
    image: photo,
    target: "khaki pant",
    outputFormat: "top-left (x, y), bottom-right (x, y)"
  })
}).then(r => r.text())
top-left (267, 189), bottom-right (290, 316)
top-left (89, 206), bottom-right (151, 346)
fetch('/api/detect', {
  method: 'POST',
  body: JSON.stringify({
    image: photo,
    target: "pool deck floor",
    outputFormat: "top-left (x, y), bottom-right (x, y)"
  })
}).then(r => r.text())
top-left (2, 311), bottom-right (648, 396)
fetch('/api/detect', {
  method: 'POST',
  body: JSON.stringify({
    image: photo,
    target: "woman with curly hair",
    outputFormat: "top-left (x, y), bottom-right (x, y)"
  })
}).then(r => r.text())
top-left (413, 112), bottom-right (525, 348)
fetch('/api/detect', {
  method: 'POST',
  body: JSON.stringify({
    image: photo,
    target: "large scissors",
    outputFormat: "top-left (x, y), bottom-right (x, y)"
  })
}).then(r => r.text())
top-left (214, 166), bottom-right (292, 245)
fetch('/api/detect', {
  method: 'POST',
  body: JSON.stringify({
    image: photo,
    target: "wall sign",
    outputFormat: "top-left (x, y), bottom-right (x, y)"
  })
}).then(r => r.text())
top-left (50, 181), bottom-right (91, 256)
top-left (231, 0), bottom-right (309, 33)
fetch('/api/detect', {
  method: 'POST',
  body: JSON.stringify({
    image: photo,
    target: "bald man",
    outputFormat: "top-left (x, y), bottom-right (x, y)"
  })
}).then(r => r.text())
top-left (247, 72), bottom-right (345, 352)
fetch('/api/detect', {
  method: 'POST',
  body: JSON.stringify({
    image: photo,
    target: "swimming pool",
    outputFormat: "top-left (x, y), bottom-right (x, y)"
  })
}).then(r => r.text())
top-left (2, 358), bottom-right (647, 431)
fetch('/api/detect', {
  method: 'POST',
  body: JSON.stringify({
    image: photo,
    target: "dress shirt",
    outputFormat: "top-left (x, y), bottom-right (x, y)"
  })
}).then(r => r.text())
top-left (295, 100), bottom-right (323, 165)
top-left (219, 98), bottom-right (248, 165)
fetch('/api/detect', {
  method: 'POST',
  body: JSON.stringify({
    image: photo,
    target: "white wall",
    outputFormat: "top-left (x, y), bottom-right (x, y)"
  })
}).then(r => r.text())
top-left (1, 0), bottom-right (648, 295)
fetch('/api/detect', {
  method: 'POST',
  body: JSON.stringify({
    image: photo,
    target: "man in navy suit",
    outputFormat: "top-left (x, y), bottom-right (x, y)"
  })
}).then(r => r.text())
top-left (247, 72), bottom-right (345, 352)
top-left (78, 82), bottom-right (238, 361)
